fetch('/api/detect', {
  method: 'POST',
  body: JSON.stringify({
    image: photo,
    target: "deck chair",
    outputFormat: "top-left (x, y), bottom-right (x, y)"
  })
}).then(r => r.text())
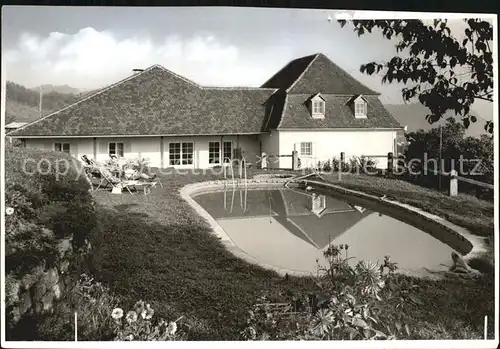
top-left (96, 166), bottom-right (134, 194)
top-left (123, 167), bottom-right (163, 188)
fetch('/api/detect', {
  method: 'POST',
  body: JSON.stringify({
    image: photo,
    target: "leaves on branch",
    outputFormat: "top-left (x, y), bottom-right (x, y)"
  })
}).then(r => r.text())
top-left (338, 18), bottom-right (494, 133)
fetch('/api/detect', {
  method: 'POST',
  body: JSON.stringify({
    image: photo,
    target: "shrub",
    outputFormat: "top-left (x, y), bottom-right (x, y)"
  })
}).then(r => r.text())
top-left (36, 273), bottom-right (187, 341)
top-left (240, 244), bottom-right (415, 340)
top-left (5, 147), bottom-right (96, 331)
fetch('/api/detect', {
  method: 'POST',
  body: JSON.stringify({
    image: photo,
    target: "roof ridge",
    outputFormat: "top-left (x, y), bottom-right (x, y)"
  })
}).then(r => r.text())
top-left (285, 53), bottom-right (321, 93)
top-left (260, 53), bottom-right (317, 88)
top-left (202, 86), bottom-right (278, 91)
top-left (153, 65), bottom-right (202, 88)
top-left (7, 66), bottom-right (157, 137)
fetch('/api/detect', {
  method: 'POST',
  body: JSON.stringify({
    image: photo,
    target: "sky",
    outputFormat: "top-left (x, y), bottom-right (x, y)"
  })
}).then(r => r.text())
top-left (1, 6), bottom-right (495, 118)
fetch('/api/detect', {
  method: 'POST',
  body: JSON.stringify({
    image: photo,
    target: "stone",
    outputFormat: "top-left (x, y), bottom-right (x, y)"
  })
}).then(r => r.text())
top-left (45, 268), bottom-right (59, 287)
top-left (53, 284), bottom-right (62, 300)
top-left (57, 238), bottom-right (73, 258)
top-left (41, 290), bottom-right (55, 313)
top-left (18, 290), bottom-right (32, 316)
top-left (31, 280), bottom-right (47, 304)
top-left (59, 260), bottom-right (70, 274)
top-left (20, 266), bottom-right (45, 290)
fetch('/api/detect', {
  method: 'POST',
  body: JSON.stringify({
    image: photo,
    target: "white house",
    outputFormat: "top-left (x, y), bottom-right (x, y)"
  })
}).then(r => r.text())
top-left (7, 53), bottom-right (402, 169)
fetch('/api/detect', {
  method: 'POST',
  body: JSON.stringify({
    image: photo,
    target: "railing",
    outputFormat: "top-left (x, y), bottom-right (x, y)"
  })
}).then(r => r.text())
top-left (222, 157), bottom-right (247, 188)
top-left (425, 169), bottom-right (494, 196)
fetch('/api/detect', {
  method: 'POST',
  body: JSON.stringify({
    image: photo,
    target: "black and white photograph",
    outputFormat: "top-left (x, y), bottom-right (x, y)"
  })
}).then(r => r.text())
top-left (1, 4), bottom-right (498, 348)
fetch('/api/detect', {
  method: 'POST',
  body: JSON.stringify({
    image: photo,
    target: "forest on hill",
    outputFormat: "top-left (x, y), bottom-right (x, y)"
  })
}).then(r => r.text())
top-left (4, 81), bottom-right (88, 124)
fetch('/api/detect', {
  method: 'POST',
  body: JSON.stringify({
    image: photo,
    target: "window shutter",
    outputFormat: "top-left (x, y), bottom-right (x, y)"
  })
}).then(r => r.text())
top-left (98, 141), bottom-right (108, 154)
top-left (124, 142), bottom-right (132, 155)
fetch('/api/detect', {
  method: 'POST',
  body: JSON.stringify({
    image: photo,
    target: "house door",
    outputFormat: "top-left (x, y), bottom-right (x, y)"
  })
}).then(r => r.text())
top-left (223, 141), bottom-right (233, 164)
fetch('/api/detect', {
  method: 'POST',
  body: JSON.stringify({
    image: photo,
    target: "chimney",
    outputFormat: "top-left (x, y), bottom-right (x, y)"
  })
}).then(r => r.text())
top-left (132, 69), bottom-right (144, 75)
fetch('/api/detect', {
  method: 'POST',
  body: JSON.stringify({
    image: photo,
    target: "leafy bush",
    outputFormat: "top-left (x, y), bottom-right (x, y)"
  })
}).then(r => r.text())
top-left (240, 244), bottom-right (416, 340)
top-left (5, 147), bottom-right (96, 330)
top-left (404, 118), bottom-right (493, 199)
top-left (36, 274), bottom-right (187, 341)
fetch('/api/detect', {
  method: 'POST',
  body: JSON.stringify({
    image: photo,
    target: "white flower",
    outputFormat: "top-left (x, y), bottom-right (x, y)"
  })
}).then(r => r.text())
top-left (5, 207), bottom-right (14, 216)
top-left (125, 310), bottom-right (138, 323)
top-left (166, 321), bottom-right (177, 335)
top-left (111, 308), bottom-right (124, 320)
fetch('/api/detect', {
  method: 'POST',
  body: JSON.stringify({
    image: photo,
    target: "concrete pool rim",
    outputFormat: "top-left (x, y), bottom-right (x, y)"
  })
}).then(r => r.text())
top-left (179, 178), bottom-right (488, 278)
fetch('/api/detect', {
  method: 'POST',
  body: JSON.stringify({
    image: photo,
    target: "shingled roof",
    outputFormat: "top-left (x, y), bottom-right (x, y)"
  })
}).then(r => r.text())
top-left (9, 53), bottom-right (401, 137)
top-left (9, 66), bottom-right (277, 137)
top-left (261, 53), bottom-right (379, 95)
top-left (277, 94), bottom-right (401, 129)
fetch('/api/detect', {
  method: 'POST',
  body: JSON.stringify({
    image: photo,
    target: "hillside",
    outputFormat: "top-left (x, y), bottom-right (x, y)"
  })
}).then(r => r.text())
top-left (4, 81), bottom-right (85, 124)
top-left (385, 103), bottom-right (489, 138)
top-left (29, 84), bottom-right (83, 95)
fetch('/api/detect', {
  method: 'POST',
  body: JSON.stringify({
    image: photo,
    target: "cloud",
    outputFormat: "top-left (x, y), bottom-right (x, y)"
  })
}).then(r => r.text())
top-left (4, 27), bottom-right (277, 89)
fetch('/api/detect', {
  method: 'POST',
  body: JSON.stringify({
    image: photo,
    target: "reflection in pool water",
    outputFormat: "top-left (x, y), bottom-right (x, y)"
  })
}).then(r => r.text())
top-left (193, 188), bottom-right (456, 275)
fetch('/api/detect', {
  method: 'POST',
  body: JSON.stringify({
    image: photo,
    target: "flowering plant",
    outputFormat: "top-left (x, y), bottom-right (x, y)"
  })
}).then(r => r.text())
top-left (241, 244), bottom-right (414, 340)
top-left (111, 300), bottom-right (184, 341)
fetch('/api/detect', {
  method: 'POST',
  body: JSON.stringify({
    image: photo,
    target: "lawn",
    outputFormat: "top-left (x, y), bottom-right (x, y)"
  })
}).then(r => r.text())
top-left (87, 169), bottom-right (495, 340)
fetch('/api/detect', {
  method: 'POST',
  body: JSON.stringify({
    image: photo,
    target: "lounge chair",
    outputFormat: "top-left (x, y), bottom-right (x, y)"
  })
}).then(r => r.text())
top-left (123, 167), bottom-right (163, 187)
top-left (96, 166), bottom-right (134, 194)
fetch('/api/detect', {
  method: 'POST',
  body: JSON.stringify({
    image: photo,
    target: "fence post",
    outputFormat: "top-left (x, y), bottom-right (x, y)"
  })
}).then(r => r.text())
top-left (387, 152), bottom-right (394, 177)
top-left (449, 169), bottom-right (458, 197)
top-left (260, 152), bottom-right (267, 170)
top-left (339, 152), bottom-right (345, 181)
top-left (292, 151), bottom-right (298, 171)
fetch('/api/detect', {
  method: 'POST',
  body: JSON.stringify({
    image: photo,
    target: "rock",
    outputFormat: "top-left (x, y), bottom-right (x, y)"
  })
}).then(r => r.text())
top-left (18, 290), bottom-right (32, 316)
top-left (41, 290), bottom-right (55, 313)
top-left (59, 260), bottom-right (70, 274)
top-left (57, 238), bottom-right (73, 258)
top-left (45, 268), bottom-right (59, 288)
top-left (31, 280), bottom-right (47, 304)
top-left (53, 284), bottom-right (62, 300)
top-left (20, 266), bottom-right (45, 290)
top-left (9, 306), bottom-right (21, 324)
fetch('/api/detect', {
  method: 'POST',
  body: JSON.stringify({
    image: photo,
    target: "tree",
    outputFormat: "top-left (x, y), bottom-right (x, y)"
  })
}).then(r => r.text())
top-left (338, 19), bottom-right (493, 133)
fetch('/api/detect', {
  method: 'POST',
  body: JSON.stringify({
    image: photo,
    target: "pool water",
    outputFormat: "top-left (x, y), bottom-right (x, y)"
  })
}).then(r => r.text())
top-left (193, 188), bottom-right (456, 275)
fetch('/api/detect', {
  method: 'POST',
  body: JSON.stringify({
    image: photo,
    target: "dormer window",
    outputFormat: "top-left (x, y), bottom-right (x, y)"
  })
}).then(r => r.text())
top-left (350, 95), bottom-right (368, 119)
top-left (309, 93), bottom-right (326, 119)
top-left (313, 100), bottom-right (325, 114)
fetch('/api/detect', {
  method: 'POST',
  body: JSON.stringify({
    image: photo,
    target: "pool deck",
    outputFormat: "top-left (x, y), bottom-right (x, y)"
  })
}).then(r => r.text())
top-left (180, 177), bottom-right (488, 279)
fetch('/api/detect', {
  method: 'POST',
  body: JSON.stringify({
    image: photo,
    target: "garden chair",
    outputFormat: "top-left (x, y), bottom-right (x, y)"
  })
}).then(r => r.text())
top-left (96, 166), bottom-right (134, 194)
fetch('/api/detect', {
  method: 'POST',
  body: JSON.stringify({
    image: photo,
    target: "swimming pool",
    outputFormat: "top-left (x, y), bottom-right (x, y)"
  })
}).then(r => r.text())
top-left (192, 187), bottom-right (457, 275)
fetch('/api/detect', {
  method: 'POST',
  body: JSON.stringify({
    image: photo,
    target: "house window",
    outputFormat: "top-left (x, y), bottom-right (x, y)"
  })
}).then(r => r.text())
top-left (169, 142), bottom-right (194, 166)
top-left (109, 142), bottom-right (124, 157)
top-left (169, 143), bottom-right (181, 165)
top-left (209, 141), bottom-right (220, 164)
top-left (300, 142), bottom-right (312, 157)
top-left (223, 141), bottom-right (232, 163)
top-left (181, 142), bottom-right (194, 165)
top-left (312, 100), bottom-right (325, 114)
top-left (355, 101), bottom-right (367, 118)
top-left (54, 142), bottom-right (71, 153)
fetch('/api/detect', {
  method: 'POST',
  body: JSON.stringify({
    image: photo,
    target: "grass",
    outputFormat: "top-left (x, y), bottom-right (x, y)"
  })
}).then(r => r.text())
top-left (87, 169), bottom-right (495, 340)
top-left (88, 170), bottom-right (316, 340)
